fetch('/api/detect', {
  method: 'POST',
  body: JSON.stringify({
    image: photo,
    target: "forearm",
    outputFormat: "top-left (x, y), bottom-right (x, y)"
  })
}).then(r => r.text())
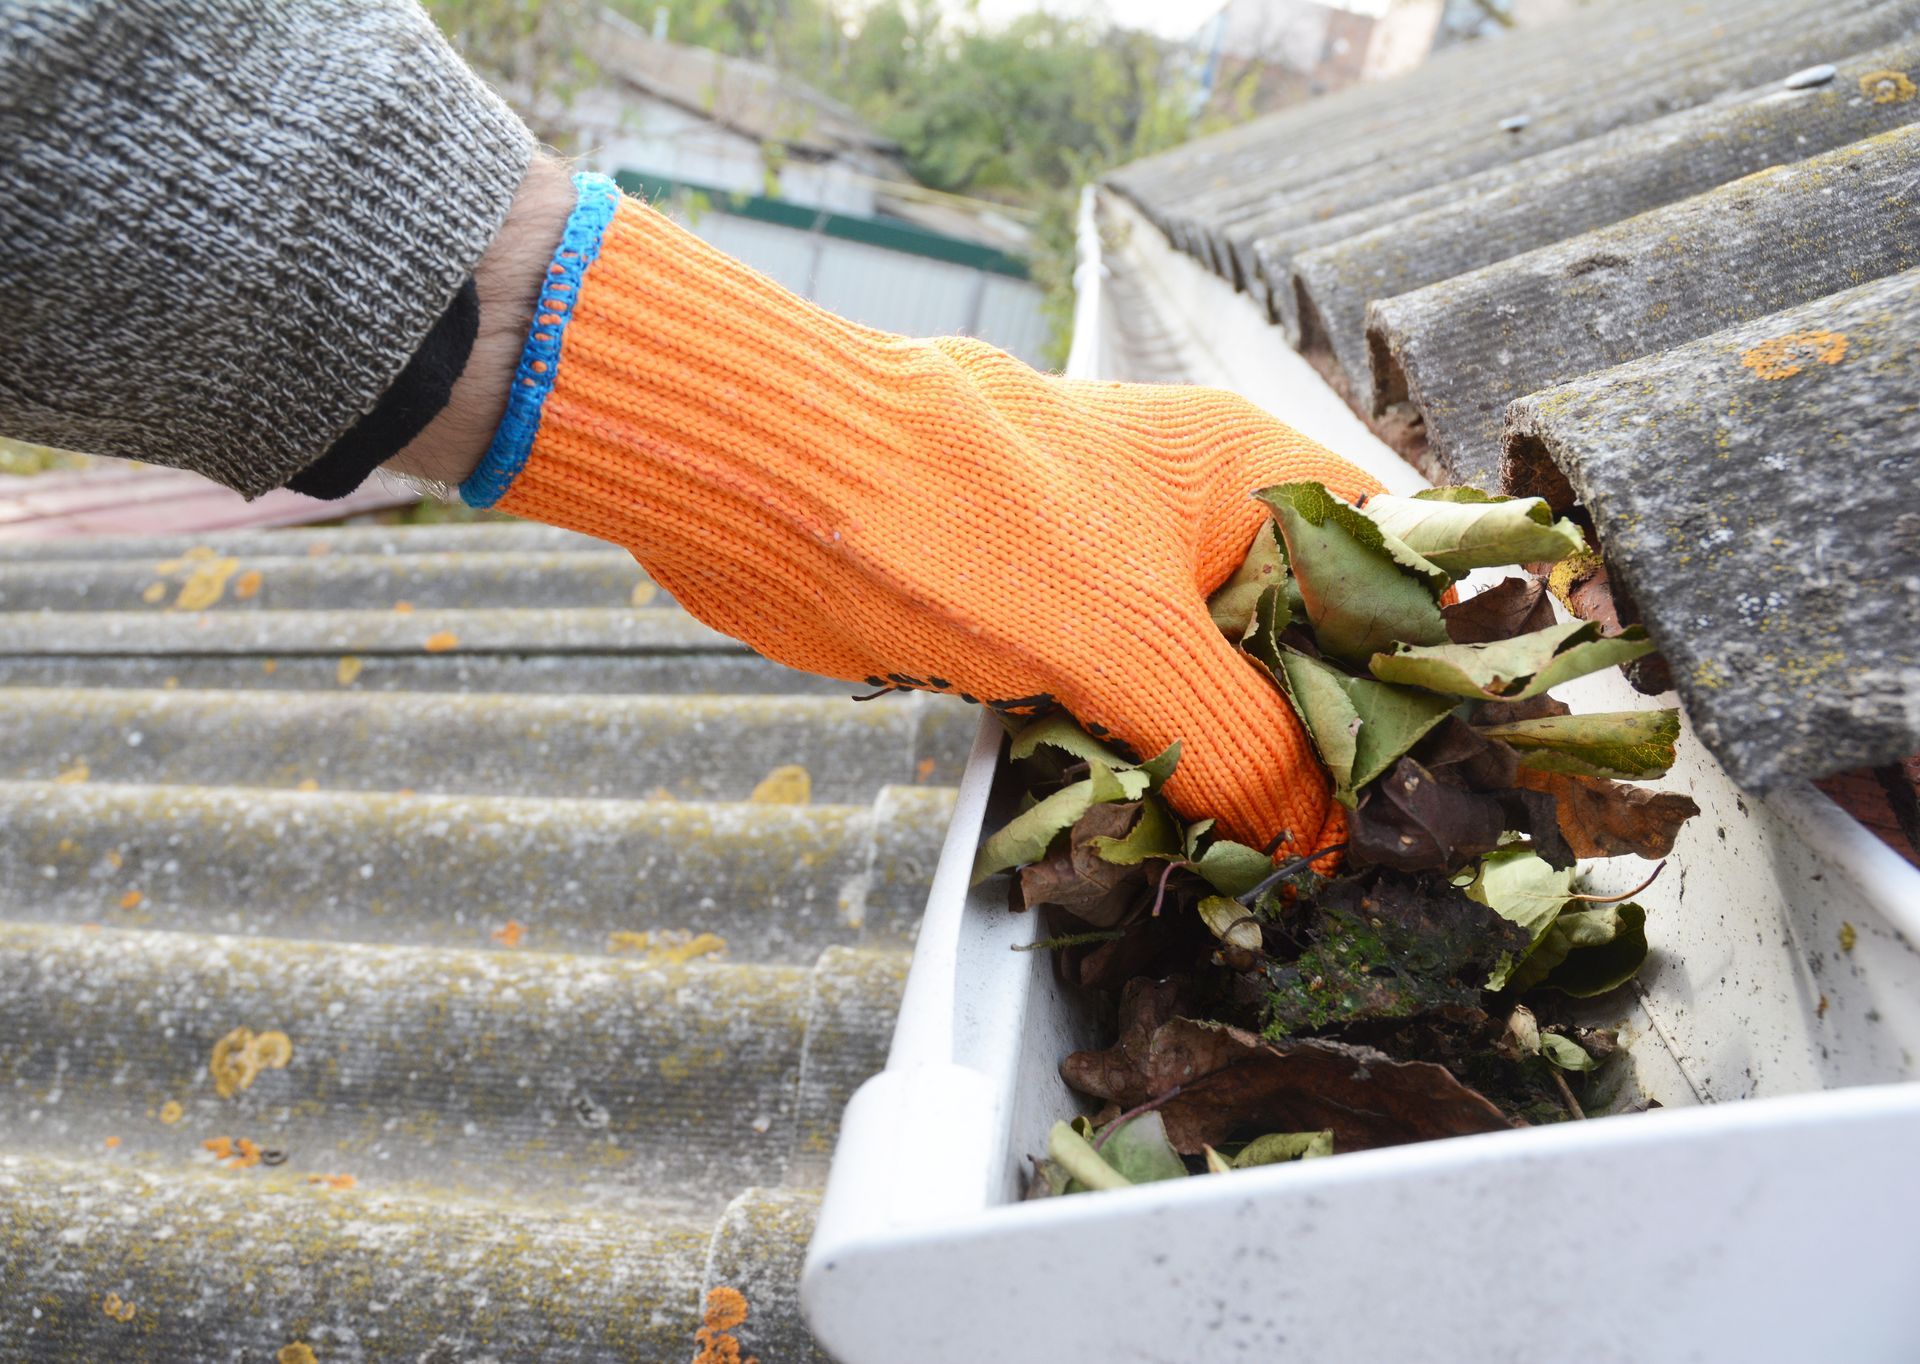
top-left (0, 0), bottom-right (533, 496)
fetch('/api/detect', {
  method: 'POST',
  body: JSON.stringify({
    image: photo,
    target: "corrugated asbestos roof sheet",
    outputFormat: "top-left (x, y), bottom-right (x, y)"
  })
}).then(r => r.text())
top-left (0, 520), bottom-right (971, 1360)
top-left (1108, 0), bottom-right (1920, 793)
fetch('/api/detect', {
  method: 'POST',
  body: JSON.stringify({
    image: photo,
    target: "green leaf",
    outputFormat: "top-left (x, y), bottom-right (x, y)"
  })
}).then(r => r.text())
top-left (1276, 650), bottom-right (1458, 807)
top-left (1208, 523), bottom-right (1287, 635)
top-left (1362, 489), bottom-right (1588, 576)
top-left (1089, 796), bottom-right (1181, 865)
top-left (1466, 847), bottom-right (1573, 991)
top-left (1240, 582), bottom-right (1293, 676)
top-left (1197, 894), bottom-right (1263, 950)
top-left (1512, 902), bottom-right (1650, 997)
top-left (1093, 1111), bottom-right (1189, 1184)
top-left (1256, 481), bottom-right (1449, 665)
top-left (1135, 741), bottom-right (1182, 789)
top-left (1370, 620), bottom-right (1656, 701)
top-left (1540, 1033), bottom-right (1597, 1072)
top-left (1010, 714), bottom-right (1126, 767)
top-left (1276, 651), bottom-right (1360, 800)
top-left (971, 767), bottom-right (1151, 883)
top-left (1477, 710), bottom-right (1680, 781)
top-left (1231, 1130), bottom-right (1334, 1166)
top-left (1194, 839), bottom-right (1271, 898)
top-left (1047, 1120), bottom-right (1131, 1191)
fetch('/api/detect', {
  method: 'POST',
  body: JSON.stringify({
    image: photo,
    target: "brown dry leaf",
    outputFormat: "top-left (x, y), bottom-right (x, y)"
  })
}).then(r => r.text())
top-left (1347, 756), bottom-right (1504, 872)
top-left (1442, 575), bottom-right (1555, 644)
top-left (1515, 768), bottom-right (1698, 859)
top-left (1016, 802), bottom-right (1144, 928)
top-left (1063, 1012), bottom-right (1512, 1155)
top-left (749, 764), bottom-right (812, 804)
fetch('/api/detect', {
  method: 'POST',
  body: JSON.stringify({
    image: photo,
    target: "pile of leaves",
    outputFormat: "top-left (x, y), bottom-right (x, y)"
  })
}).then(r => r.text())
top-left (972, 482), bottom-right (1702, 1197)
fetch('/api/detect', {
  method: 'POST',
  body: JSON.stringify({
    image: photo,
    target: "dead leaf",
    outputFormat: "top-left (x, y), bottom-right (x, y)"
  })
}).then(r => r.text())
top-left (1514, 768), bottom-right (1698, 859)
top-left (1441, 574), bottom-right (1557, 645)
top-left (1063, 1014), bottom-right (1512, 1155)
top-left (1347, 756), bottom-right (1505, 872)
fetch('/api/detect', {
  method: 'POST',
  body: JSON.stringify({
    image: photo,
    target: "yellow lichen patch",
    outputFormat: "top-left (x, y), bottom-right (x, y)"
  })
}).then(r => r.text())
top-left (277, 1344), bottom-right (318, 1364)
top-left (158, 1100), bottom-right (184, 1126)
top-left (335, 656), bottom-right (364, 686)
top-left (915, 756), bottom-right (937, 783)
top-left (423, 630), bottom-right (459, 652)
top-left (630, 580), bottom-right (659, 607)
top-left (607, 929), bottom-right (726, 966)
top-left (491, 919), bottom-right (526, 949)
top-left (657, 1045), bottom-right (729, 1084)
top-left (101, 1293), bottom-right (137, 1323)
top-left (306, 1172), bottom-right (356, 1191)
top-left (103, 1135), bottom-right (121, 1149)
top-left (141, 581), bottom-right (168, 604)
top-left (172, 556), bottom-right (241, 610)
top-left (1840, 921), bottom-right (1858, 952)
top-left (1860, 69), bottom-right (1916, 103)
top-left (54, 761), bottom-right (89, 785)
top-left (118, 890), bottom-right (143, 911)
top-left (296, 778), bottom-right (319, 792)
top-left (693, 1286), bottom-right (759, 1364)
top-left (262, 659), bottom-right (278, 675)
top-left (392, 600), bottom-right (413, 614)
top-left (104, 850), bottom-right (123, 871)
top-left (209, 1026), bottom-right (294, 1099)
top-left (749, 764), bottom-right (812, 805)
top-left (232, 569), bottom-right (263, 600)
top-left (164, 676), bottom-right (180, 689)
top-left (1739, 329), bottom-right (1848, 381)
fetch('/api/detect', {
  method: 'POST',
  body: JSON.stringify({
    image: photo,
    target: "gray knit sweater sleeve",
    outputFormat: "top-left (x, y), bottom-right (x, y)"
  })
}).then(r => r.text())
top-left (0, 1), bottom-right (534, 497)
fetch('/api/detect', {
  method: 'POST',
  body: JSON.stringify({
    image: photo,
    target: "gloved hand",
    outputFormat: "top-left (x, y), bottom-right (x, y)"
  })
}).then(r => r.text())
top-left (465, 175), bottom-right (1383, 856)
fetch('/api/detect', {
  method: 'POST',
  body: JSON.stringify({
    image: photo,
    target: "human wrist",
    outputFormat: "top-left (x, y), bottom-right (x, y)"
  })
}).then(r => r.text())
top-left (382, 155), bottom-right (577, 487)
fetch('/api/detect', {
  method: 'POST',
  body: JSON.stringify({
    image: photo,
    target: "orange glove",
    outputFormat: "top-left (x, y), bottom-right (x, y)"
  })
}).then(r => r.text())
top-left (464, 176), bottom-right (1383, 855)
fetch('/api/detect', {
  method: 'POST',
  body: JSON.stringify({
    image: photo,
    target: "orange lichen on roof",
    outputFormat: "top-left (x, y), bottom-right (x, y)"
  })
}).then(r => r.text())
top-left (101, 1293), bottom-right (137, 1323)
top-left (491, 920), bottom-right (526, 949)
top-left (103, 1135), bottom-right (121, 1149)
top-left (276, 1344), bottom-right (319, 1364)
top-left (1860, 69), bottom-right (1916, 103)
top-left (118, 890), bottom-right (143, 911)
top-left (1739, 329), bottom-right (1847, 380)
top-left (392, 600), bottom-right (414, 613)
top-left (306, 1173), bottom-right (357, 1191)
top-left (607, 929), bottom-right (726, 965)
top-left (423, 630), bottom-right (460, 652)
top-left (692, 1286), bottom-right (759, 1364)
top-left (233, 569), bottom-right (264, 600)
top-left (915, 756), bottom-right (937, 783)
top-left (158, 1100), bottom-right (184, 1126)
top-left (173, 556), bottom-right (241, 610)
top-left (203, 1135), bottom-right (265, 1169)
top-left (261, 659), bottom-right (277, 674)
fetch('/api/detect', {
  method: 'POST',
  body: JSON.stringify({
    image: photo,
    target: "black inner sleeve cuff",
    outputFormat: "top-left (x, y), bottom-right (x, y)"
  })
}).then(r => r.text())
top-left (287, 276), bottom-right (480, 500)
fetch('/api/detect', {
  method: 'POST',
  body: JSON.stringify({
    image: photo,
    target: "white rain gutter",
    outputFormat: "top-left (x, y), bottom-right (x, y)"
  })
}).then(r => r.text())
top-left (804, 185), bottom-right (1920, 1363)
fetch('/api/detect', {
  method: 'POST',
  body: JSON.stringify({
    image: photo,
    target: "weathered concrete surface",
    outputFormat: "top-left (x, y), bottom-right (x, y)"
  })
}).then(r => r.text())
top-left (0, 1152), bottom-right (713, 1363)
top-left (1113, 0), bottom-right (1918, 300)
top-left (1, 780), bottom-right (950, 961)
top-left (0, 550), bottom-right (663, 612)
top-left (0, 517), bottom-right (964, 1356)
top-left (1504, 270), bottom-right (1920, 789)
top-left (1, 686), bottom-right (973, 801)
top-left (1290, 39), bottom-right (1920, 398)
top-left (0, 519), bottom-right (603, 561)
top-left (1365, 124), bottom-right (1920, 485)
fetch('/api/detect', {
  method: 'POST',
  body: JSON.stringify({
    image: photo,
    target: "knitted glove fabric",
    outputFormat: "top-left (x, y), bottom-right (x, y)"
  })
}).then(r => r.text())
top-left (464, 176), bottom-right (1384, 855)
